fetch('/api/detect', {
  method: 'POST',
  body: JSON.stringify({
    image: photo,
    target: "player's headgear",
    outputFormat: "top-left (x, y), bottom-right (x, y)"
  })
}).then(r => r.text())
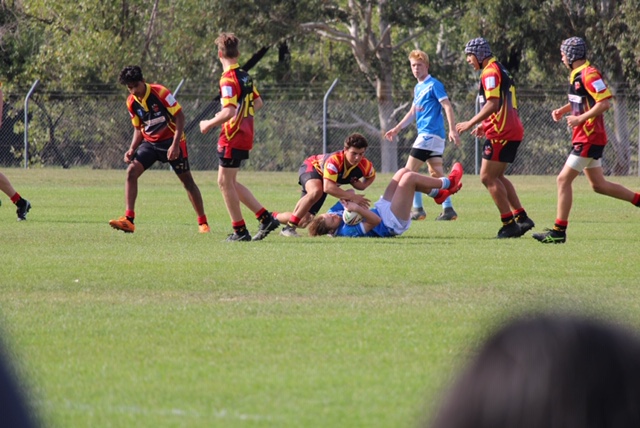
top-left (465, 38), bottom-right (492, 63)
top-left (561, 37), bottom-right (586, 65)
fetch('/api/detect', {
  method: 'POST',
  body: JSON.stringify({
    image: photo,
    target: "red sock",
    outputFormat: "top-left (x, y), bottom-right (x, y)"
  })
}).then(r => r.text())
top-left (289, 215), bottom-right (300, 226)
top-left (500, 212), bottom-right (515, 225)
top-left (255, 208), bottom-right (266, 219)
top-left (10, 192), bottom-right (20, 204)
top-left (125, 209), bottom-right (135, 219)
top-left (554, 219), bottom-right (568, 232)
top-left (197, 215), bottom-right (208, 225)
top-left (632, 193), bottom-right (640, 207)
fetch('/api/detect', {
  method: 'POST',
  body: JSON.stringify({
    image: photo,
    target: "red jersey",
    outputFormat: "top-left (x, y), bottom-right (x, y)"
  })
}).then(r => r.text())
top-left (217, 64), bottom-right (261, 151)
top-left (478, 58), bottom-right (524, 141)
top-left (305, 151), bottom-right (376, 185)
top-left (126, 83), bottom-right (184, 143)
top-left (568, 61), bottom-right (612, 145)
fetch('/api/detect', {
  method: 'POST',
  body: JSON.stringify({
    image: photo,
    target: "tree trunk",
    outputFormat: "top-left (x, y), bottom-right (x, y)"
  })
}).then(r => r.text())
top-left (609, 83), bottom-right (631, 175)
top-left (376, 2), bottom-right (397, 173)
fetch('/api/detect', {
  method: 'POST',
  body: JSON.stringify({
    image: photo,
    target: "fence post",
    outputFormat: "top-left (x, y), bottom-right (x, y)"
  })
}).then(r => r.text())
top-left (323, 78), bottom-right (339, 155)
top-left (173, 79), bottom-right (185, 97)
top-left (24, 79), bottom-right (39, 169)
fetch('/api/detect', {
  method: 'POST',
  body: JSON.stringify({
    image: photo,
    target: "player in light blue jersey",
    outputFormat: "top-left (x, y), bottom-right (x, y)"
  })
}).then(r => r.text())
top-left (308, 163), bottom-right (463, 238)
top-left (385, 50), bottom-right (460, 221)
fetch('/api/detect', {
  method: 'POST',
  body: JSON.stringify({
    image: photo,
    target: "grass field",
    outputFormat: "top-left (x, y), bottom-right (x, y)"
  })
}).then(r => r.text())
top-left (1, 168), bottom-right (640, 427)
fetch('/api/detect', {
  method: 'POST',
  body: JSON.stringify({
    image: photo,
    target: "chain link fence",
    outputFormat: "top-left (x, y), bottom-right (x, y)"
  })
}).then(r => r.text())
top-left (1, 83), bottom-right (638, 176)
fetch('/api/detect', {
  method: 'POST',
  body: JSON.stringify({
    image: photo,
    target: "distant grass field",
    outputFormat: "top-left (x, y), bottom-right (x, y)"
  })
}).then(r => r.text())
top-left (1, 168), bottom-right (640, 427)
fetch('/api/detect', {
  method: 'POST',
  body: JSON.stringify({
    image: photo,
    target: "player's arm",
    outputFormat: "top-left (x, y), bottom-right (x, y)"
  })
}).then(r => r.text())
top-left (124, 128), bottom-right (144, 163)
top-left (342, 200), bottom-right (381, 232)
top-left (350, 175), bottom-right (375, 191)
top-left (441, 99), bottom-right (461, 146)
top-left (455, 98), bottom-right (499, 134)
top-left (324, 179), bottom-right (370, 207)
top-left (384, 105), bottom-right (416, 141)
top-left (199, 105), bottom-right (237, 134)
top-left (567, 98), bottom-right (610, 128)
top-left (253, 95), bottom-right (263, 112)
top-left (552, 103), bottom-right (571, 122)
top-left (167, 110), bottom-right (185, 161)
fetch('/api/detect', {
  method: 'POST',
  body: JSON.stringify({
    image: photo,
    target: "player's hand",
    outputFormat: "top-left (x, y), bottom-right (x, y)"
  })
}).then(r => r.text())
top-left (124, 150), bottom-right (134, 163)
top-left (471, 126), bottom-right (485, 138)
top-left (551, 109), bottom-right (564, 122)
top-left (167, 144), bottom-right (180, 161)
top-left (199, 120), bottom-right (211, 134)
top-left (449, 130), bottom-right (461, 147)
top-left (455, 121), bottom-right (473, 134)
top-left (383, 128), bottom-right (398, 141)
top-left (566, 115), bottom-right (581, 128)
top-left (350, 194), bottom-right (370, 208)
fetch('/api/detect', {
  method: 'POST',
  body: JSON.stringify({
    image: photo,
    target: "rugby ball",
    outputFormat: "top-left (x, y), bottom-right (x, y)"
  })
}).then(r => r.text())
top-left (342, 209), bottom-right (363, 226)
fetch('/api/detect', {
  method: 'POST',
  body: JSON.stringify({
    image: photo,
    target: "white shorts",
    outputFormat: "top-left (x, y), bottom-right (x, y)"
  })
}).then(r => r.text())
top-left (375, 198), bottom-right (411, 236)
top-left (565, 154), bottom-right (602, 171)
top-left (412, 134), bottom-right (445, 154)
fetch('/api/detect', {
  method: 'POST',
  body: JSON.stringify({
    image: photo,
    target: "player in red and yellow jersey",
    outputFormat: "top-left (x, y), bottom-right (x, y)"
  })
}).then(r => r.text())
top-left (533, 37), bottom-right (640, 244)
top-left (456, 38), bottom-right (534, 239)
top-left (200, 33), bottom-right (278, 242)
top-left (275, 133), bottom-right (375, 237)
top-left (0, 82), bottom-right (32, 221)
top-left (109, 66), bottom-right (209, 234)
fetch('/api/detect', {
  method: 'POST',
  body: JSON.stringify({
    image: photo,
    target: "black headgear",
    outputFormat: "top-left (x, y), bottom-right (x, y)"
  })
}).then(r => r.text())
top-left (465, 38), bottom-right (492, 63)
top-left (561, 37), bottom-right (587, 65)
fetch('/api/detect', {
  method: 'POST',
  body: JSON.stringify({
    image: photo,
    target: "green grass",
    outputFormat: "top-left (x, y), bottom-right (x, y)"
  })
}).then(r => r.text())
top-left (1, 168), bottom-right (640, 427)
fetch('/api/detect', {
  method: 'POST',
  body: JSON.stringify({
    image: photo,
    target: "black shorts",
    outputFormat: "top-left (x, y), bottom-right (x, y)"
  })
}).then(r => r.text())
top-left (570, 142), bottom-right (604, 159)
top-left (134, 139), bottom-right (190, 174)
top-left (482, 139), bottom-right (521, 163)
top-left (297, 168), bottom-right (326, 215)
top-left (409, 148), bottom-right (443, 162)
top-left (218, 146), bottom-right (249, 168)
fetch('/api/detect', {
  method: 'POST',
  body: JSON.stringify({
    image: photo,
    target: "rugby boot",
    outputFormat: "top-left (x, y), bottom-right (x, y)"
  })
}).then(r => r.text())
top-left (496, 221), bottom-right (522, 239)
top-left (532, 228), bottom-right (566, 244)
top-left (435, 207), bottom-right (458, 221)
top-left (252, 217), bottom-right (280, 241)
top-left (16, 199), bottom-right (31, 221)
top-left (410, 207), bottom-right (427, 221)
top-left (109, 216), bottom-right (135, 233)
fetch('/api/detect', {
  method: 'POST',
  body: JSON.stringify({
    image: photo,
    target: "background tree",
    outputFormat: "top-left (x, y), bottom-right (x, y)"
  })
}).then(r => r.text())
top-left (301, 0), bottom-right (466, 172)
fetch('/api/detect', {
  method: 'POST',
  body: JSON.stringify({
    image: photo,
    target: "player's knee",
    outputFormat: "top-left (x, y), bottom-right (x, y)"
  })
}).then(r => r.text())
top-left (590, 181), bottom-right (607, 194)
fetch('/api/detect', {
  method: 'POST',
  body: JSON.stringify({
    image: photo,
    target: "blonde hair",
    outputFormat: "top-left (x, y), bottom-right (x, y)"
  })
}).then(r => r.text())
top-left (408, 50), bottom-right (429, 66)
top-left (307, 214), bottom-right (336, 237)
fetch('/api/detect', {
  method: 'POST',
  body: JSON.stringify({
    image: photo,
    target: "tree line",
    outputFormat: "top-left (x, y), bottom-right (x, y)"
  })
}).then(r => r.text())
top-left (1, 0), bottom-right (639, 173)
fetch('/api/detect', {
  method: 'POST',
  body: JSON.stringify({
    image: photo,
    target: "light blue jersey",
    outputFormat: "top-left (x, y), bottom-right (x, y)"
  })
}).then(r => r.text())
top-left (413, 75), bottom-right (448, 138)
top-left (334, 208), bottom-right (396, 238)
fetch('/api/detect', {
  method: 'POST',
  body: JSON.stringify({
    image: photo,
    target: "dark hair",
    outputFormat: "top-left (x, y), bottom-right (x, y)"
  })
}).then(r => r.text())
top-left (344, 133), bottom-right (368, 150)
top-left (0, 338), bottom-right (38, 427)
top-left (430, 314), bottom-right (640, 428)
top-left (118, 66), bottom-right (144, 85)
top-left (215, 33), bottom-right (240, 59)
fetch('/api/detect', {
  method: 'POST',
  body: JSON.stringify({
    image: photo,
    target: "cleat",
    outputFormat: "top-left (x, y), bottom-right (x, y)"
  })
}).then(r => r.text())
top-left (280, 225), bottom-right (300, 237)
top-left (410, 207), bottom-right (427, 221)
top-left (516, 217), bottom-right (535, 235)
top-left (532, 228), bottom-right (566, 244)
top-left (251, 218), bottom-right (280, 241)
top-left (109, 216), bottom-right (135, 233)
top-left (436, 207), bottom-right (458, 221)
top-left (434, 182), bottom-right (463, 204)
top-left (226, 230), bottom-right (251, 242)
top-left (16, 200), bottom-right (31, 221)
top-left (496, 221), bottom-right (522, 239)
top-left (198, 223), bottom-right (211, 234)
top-left (447, 162), bottom-right (464, 191)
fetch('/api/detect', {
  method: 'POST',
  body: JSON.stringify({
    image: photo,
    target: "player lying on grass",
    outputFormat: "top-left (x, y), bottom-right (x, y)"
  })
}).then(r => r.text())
top-left (307, 163), bottom-right (463, 238)
top-left (275, 133), bottom-right (376, 238)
